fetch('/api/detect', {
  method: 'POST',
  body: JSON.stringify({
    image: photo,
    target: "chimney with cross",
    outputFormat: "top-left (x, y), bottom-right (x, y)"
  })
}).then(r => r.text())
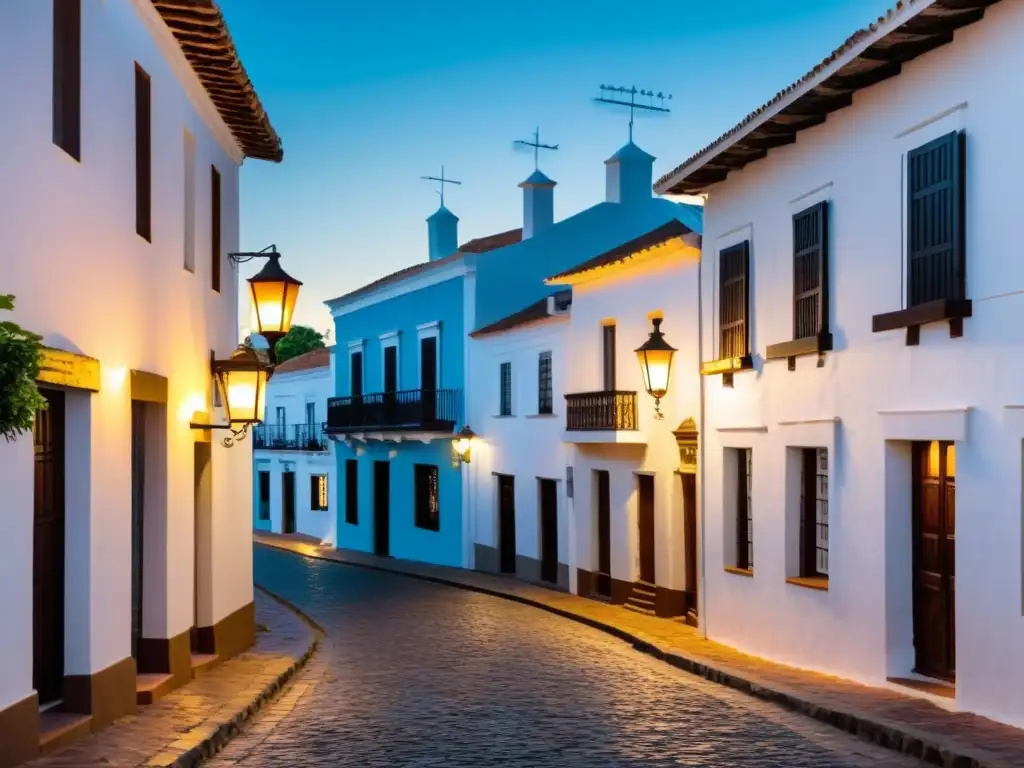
top-left (514, 127), bottom-right (558, 240)
top-left (422, 166), bottom-right (461, 261)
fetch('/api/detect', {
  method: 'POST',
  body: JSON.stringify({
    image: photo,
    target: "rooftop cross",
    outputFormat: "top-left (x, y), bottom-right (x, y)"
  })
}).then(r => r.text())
top-left (594, 85), bottom-right (673, 142)
top-left (514, 127), bottom-right (559, 171)
top-left (420, 165), bottom-right (462, 207)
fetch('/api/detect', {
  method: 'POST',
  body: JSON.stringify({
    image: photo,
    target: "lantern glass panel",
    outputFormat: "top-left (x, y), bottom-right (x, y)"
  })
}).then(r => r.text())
top-left (638, 348), bottom-right (673, 398)
top-left (219, 367), bottom-right (267, 423)
top-left (250, 280), bottom-right (300, 337)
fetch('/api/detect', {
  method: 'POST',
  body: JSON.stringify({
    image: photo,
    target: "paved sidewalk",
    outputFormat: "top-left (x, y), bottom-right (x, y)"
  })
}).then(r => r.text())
top-left (26, 589), bottom-right (319, 768)
top-left (256, 531), bottom-right (1024, 768)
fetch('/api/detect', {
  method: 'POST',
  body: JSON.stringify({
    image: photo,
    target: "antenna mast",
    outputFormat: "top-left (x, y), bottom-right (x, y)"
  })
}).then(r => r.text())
top-left (594, 85), bottom-right (672, 141)
top-left (420, 165), bottom-right (462, 207)
top-left (513, 127), bottom-right (559, 170)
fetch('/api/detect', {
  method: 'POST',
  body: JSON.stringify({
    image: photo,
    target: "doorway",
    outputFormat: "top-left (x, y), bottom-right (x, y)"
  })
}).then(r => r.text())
top-left (282, 471), bottom-right (296, 534)
top-left (595, 470), bottom-right (611, 597)
top-left (497, 474), bottom-right (516, 574)
top-left (193, 442), bottom-right (212, 652)
top-left (373, 461), bottom-right (390, 556)
top-left (681, 473), bottom-right (698, 617)
top-left (33, 389), bottom-right (66, 707)
top-left (637, 474), bottom-right (655, 584)
top-left (130, 401), bottom-right (146, 660)
top-left (912, 441), bottom-right (956, 681)
top-left (539, 479), bottom-right (558, 584)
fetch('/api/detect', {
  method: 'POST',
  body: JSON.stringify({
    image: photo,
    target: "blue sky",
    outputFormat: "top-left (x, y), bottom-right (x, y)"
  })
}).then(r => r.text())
top-left (220, 0), bottom-right (893, 335)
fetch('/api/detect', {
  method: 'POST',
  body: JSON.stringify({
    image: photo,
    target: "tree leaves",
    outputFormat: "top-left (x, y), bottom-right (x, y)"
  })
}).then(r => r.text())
top-left (0, 294), bottom-right (47, 441)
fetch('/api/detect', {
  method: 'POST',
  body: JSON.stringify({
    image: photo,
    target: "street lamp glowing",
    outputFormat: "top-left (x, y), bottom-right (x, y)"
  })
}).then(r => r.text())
top-left (452, 425), bottom-right (477, 465)
top-left (212, 345), bottom-right (271, 425)
top-left (635, 317), bottom-right (676, 419)
top-left (247, 252), bottom-right (302, 347)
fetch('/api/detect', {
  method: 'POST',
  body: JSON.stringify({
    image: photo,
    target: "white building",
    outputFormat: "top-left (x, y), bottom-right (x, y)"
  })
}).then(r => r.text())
top-left (253, 347), bottom-right (337, 544)
top-left (0, 1), bottom-right (281, 762)
top-left (655, 0), bottom-right (1017, 725)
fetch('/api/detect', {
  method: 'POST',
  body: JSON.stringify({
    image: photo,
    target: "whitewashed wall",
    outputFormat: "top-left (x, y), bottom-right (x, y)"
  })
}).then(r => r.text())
top-left (468, 317), bottom-right (570, 570)
top-left (0, 0), bottom-right (250, 712)
top-left (696, 0), bottom-right (1024, 726)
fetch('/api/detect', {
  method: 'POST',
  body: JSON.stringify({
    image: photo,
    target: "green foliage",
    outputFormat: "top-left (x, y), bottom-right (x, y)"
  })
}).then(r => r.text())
top-left (0, 295), bottom-right (47, 441)
top-left (274, 325), bottom-right (326, 363)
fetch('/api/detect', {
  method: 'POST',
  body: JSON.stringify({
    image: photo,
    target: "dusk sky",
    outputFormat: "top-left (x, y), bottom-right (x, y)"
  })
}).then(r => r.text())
top-left (220, 0), bottom-right (894, 336)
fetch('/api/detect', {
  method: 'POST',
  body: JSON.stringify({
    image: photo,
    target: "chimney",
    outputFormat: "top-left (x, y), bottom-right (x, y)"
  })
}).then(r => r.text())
top-left (427, 205), bottom-right (459, 261)
top-left (605, 141), bottom-right (655, 205)
top-left (518, 170), bottom-right (556, 239)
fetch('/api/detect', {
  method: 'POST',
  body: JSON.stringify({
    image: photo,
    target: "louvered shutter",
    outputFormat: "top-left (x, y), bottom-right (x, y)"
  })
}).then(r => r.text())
top-left (719, 242), bottom-right (750, 359)
top-left (907, 131), bottom-right (966, 306)
top-left (793, 202), bottom-right (828, 340)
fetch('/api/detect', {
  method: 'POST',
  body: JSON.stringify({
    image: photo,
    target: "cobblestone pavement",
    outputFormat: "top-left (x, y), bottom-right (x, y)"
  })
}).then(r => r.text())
top-left (206, 546), bottom-right (925, 767)
top-left (27, 591), bottom-right (315, 768)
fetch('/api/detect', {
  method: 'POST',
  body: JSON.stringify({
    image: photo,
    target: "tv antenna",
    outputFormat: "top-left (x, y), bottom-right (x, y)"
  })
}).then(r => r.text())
top-left (514, 127), bottom-right (559, 171)
top-left (595, 85), bottom-right (673, 142)
top-left (420, 165), bottom-right (462, 207)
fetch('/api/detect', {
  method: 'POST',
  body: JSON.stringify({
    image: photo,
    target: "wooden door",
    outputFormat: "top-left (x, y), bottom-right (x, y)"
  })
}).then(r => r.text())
top-left (130, 401), bottom-right (146, 659)
top-left (912, 441), bottom-right (956, 681)
top-left (637, 474), bottom-right (655, 584)
top-left (539, 479), bottom-right (558, 584)
top-left (498, 475), bottom-right (516, 574)
top-left (33, 389), bottom-right (65, 706)
top-left (596, 470), bottom-right (611, 597)
top-left (282, 471), bottom-right (296, 534)
top-left (420, 336), bottom-right (437, 422)
top-left (681, 473), bottom-right (698, 615)
top-left (373, 461), bottom-right (390, 557)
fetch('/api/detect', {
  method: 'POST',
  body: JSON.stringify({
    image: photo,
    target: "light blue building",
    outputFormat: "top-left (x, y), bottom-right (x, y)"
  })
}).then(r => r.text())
top-left (323, 137), bottom-right (700, 569)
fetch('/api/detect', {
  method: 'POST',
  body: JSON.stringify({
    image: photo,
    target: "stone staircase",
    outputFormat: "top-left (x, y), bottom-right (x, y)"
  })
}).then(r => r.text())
top-left (624, 580), bottom-right (657, 615)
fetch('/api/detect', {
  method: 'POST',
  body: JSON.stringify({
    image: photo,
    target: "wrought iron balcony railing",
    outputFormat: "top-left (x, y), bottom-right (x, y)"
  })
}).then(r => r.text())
top-left (326, 388), bottom-right (460, 433)
top-left (565, 391), bottom-right (638, 431)
top-left (253, 423), bottom-right (329, 452)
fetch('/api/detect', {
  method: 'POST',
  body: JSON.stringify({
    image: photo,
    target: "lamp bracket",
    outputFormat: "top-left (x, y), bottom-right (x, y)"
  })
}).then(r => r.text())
top-left (189, 421), bottom-right (251, 448)
top-left (228, 244), bottom-right (278, 266)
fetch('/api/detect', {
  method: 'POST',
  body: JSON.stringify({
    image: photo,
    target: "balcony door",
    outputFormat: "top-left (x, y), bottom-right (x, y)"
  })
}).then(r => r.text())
top-left (420, 335), bottom-right (437, 423)
top-left (602, 324), bottom-right (616, 391)
top-left (383, 344), bottom-right (398, 423)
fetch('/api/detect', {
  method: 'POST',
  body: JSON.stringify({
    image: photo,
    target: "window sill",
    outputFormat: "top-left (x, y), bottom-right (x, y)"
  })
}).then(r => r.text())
top-left (786, 576), bottom-right (829, 591)
top-left (492, 414), bottom-right (516, 419)
top-left (871, 298), bottom-right (971, 346)
top-left (764, 332), bottom-right (832, 363)
top-left (724, 566), bottom-right (753, 578)
top-left (526, 413), bottom-right (559, 419)
top-left (700, 355), bottom-right (753, 377)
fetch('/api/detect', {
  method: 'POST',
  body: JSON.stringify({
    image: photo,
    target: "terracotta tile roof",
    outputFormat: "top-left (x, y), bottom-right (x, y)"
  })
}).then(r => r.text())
top-left (655, 0), bottom-right (997, 195)
top-left (470, 290), bottom-right (571, 337)
top-left (273, 346), bottom-right (331, 374)
top-left (545, 220), bottom-right (695, 283)
top-left (327, 227), bottom-right (520, 307)
top-left (152, 1), bottom-right (282, 162)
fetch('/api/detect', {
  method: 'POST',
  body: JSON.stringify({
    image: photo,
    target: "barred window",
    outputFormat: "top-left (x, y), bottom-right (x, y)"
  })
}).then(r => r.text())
top-left (414, 464), bottom-right (440, 531)
top-left (793, 202), bottom-right (829, 340)
top-left (801, 448), bottom-right (829, 577)
top-left (499, 362), bottom-right (512, 416)
top-left (719, 242), bottom-right (750, 359)
top-left (538, 351), bottom-right (553, 415)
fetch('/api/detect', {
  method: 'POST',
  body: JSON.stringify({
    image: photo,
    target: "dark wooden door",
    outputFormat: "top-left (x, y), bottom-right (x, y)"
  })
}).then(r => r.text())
top-left (33, 389), bottom-right (65, 706)
top-left (681, 473), bottom-right (698, 616)
top-left (420, 336), bottom-right (437, 423)
top-left (596, 470), bottom-right (611, 596)
top-left (282, 471), bottom-right (296, 534)
top-left (373, 461), bottom-right (390, 557)
top-left (539, 479), bottom-right (558, 584)
top-left (602, 325), bottom-right (616, 391)
top-left (912, 441), bottom-right (956, 681)
top-left (498, 475), bottom-right (516, 573)
top-left (130, 401), bottom-right (146, 659)
top-left (637, 474), bottom-right (655, 584)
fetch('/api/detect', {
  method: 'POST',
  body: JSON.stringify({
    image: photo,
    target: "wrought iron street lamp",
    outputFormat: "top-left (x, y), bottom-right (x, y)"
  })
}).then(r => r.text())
top-left (452, 425), bottom-right (477, 467)
top-left (230, 245), bottom-right (302, 360)
top-left (191, 344), bottom-right (273, 446)
top-left (635, 317), bottom-right (676, 419)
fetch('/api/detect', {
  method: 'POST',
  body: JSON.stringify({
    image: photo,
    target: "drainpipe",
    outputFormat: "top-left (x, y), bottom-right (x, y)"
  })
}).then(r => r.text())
top-left (697, 254), bottom-right (709, 639)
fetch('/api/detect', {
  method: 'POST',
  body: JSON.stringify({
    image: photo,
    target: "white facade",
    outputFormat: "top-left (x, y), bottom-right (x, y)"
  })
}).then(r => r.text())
top-left (0, 1), bottom-right (276, 761)
top-left (679, 0), bottom-right (1024, 727)
top-left (467, 305), bottom-right (571, 587)
top-left (253, 350), bottom-right (337, 544)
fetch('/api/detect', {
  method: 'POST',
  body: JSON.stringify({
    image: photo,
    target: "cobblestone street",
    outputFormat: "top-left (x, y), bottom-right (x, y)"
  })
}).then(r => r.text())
top-left (205, 546), bottom-right (925, 767)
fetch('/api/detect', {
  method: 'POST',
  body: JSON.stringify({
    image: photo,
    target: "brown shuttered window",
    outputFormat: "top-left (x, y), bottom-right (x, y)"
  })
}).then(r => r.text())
top-left (135, 64), bottom-right (151, 241)
top-left (211, 166), bottom-right (222, 292)
top-left (800, 448), bottom-right (829, 578)
top-left (719, 242), bottom-right (750, 359)
top-left (345, 460), bottom-right (358, 524)
top-left (414, 464), bottom-right (440, 531)
top-left (907, 131), bottom-right (966, 307)
top-left (793, 201), bottom-right (829, 340)
top-left (53, 0), bottom-right (81, 160)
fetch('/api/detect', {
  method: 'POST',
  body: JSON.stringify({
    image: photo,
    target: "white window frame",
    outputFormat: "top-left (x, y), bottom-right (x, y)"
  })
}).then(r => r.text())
top-left (416, 321), bottom-right (441, 390)
top-left (379, 330), bottom-right (400, 392)
top-left (347, 339), bottom-right (365, 397)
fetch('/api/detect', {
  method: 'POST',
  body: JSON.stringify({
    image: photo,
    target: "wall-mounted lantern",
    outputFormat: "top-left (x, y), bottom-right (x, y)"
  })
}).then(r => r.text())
top-left (231, 245), bottom-right (302, 360)
top-left (673, 417), bottom-right (699, 474)
top-left (452, 425), bottom-right (477, 467)
top-left (191, 344), bottom-right (273, 446)
top-left (635, 317), bottom-right (676, 419)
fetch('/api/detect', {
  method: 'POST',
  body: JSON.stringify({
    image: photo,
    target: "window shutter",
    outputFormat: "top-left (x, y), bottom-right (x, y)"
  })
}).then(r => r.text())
top-left (793, 202), bottom-right (828, 340)
top-left (719, 242), bottom-right (750, 359)
top-left (310, 476), bottom-right (318, 509)
top-left (907, 131), bottom-right (966, 306)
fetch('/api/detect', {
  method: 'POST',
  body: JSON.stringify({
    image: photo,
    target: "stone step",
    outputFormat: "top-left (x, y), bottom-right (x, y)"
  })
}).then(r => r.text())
top-left (623, 602), bottom-right (656, 616)
top-left (39, 711), bottom-right (92, 755)
top-left (136, 673), bottom-right (176, 705)
top-left (190, 653), bottom-right (220, 680)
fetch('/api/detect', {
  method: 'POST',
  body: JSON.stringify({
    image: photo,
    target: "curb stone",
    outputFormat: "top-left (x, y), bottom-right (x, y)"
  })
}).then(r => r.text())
top-left (154, 584), bottom-right (323, 768)
top-left (254, 540), bottom-right (1010, 768)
